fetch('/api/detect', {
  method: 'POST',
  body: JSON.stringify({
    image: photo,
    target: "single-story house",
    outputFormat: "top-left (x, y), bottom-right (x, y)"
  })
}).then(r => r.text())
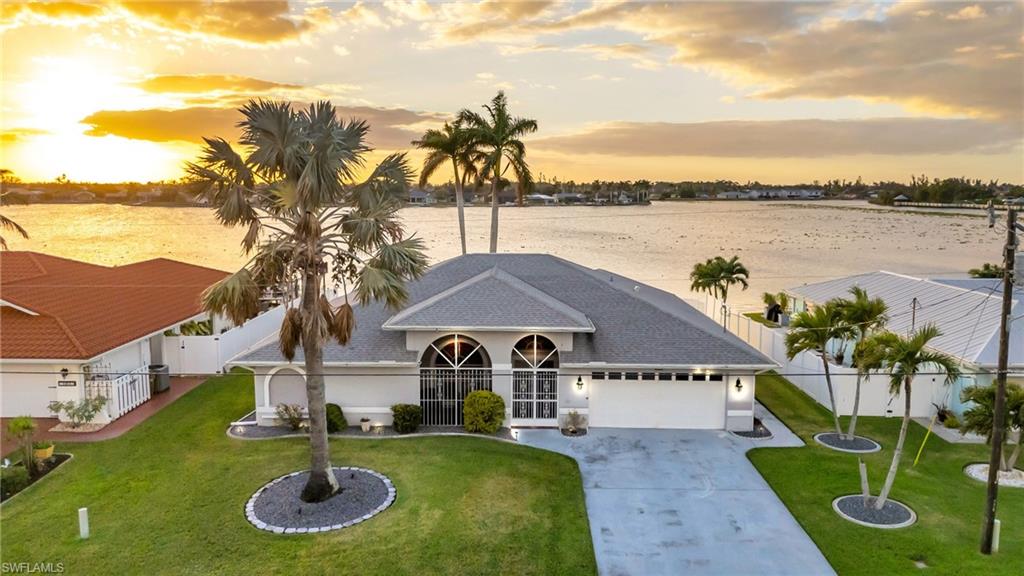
top-left (233, 254), bottom-right (775, 431)
top-left (0, 252), bottom-right (228, 422)
top-left (407, 189), bottom-right (437, 205)
top-left (524, 193), bottom-right (556, 205)
top-left (787, 271), bottom-right (1023, 417)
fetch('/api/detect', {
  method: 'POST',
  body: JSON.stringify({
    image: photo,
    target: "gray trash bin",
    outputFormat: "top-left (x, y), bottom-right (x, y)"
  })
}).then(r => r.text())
top-left (150, 364), bottom-right (170, 394)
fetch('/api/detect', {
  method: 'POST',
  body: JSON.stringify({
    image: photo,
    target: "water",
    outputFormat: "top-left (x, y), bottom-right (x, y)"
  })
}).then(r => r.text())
top-left (2, 201), bottom-right (997, 309)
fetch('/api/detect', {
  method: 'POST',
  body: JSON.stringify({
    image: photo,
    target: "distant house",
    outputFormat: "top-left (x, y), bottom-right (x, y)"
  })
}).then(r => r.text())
top-left (0, 252), bottom-right (229, 422)
top-left (554, 192), bottom-right (585, 204)
top-left (717, 191), bottom-right (749, 200)
top-left (408, 189), bottom-right (437, 205)
top-left (893, 194), bottom-right (910, 202)
top-left (69, 190), bottom-right (96, 202)
top-left (525, 193), bottom-right (555, 205)
top-left (787, 271), bottom-right (1023, 418)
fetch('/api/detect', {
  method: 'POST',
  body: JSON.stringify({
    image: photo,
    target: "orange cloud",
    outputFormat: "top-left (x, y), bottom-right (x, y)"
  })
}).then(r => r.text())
top-left (0, 127), bottom-right (49, 144)
top-left (134, 74), bottom-right (302, 94)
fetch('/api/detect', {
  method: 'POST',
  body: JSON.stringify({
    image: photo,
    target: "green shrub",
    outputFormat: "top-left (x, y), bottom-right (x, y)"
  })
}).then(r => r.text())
top-left (6, 416), bottom-right (36, 476)
top-left (391, 404), bottom-right (422, 434)
top-left (944, 415), bottom-right (960, 429)
top-left (32, 441), bottom-right (53, 450)
top-left (274, 404), bottom-right (305, 431)
top-left (326, 403), bottom-right (347, 433)
top-left (1, 466), bottom-right (30, 498)
top-left (47, 397), bottom-right (107, 428)
top-left (464, 391), bottom-right (505, 434)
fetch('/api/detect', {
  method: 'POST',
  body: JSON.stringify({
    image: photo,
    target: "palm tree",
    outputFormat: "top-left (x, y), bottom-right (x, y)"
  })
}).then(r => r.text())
top-left (785, 302), bottom-right (855, 435)
top-left (413, 122), bottom-right (479, 255)
top-left (689, 255), bottom-right (749, 325)
top-left (960, 383), bottom-right (1024, 472)
top-left (968, 262), bottom-right (1004, 278)
top-left (837, 287), bottom-right (888, 439)
top-left (0, 184), bottom-right (29, 250)
top-left (187, 99), bottom-right (428, 502)
top-left (872, 325), bottom-right (961, 509)
top-left (458, 91), bottom-right (537, 252)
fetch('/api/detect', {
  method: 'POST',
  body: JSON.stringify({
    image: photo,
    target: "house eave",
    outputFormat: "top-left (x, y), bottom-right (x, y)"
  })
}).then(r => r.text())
top-left (561, 362), bottom-right (779, 371)
top-left (228, 360), bottom-right (419, 368)
top-left (382, 324), bottom-right (596, 333)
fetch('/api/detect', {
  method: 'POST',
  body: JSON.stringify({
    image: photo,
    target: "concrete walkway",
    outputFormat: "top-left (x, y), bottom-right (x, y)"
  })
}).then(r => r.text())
top-left (518, 404), bottom-right (834, 576)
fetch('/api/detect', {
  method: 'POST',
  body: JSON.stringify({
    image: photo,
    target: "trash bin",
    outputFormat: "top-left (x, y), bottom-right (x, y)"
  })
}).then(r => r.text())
top-left (150, 364), bottom-right (170, 394)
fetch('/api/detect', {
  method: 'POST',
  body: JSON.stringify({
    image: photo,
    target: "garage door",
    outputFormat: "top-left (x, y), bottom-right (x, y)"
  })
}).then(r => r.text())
top-left (589, 378), bottom-right (726, 429)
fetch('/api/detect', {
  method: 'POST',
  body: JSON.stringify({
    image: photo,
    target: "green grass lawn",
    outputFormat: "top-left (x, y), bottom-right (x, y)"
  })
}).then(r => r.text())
top-left (0, 372), bottom-right (596, 575)
top-left (750, 372), bottom-right (1023, 575)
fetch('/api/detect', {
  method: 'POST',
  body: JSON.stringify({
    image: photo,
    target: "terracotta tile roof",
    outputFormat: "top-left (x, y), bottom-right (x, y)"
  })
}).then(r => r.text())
top-left (0, 252), bottom-right (228, 360)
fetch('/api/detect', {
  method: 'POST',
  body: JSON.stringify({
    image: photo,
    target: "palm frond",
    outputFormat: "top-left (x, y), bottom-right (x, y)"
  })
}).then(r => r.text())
top-left (279, 307), bottom-right (302, 361)
top-left (201, 269), bottom-right (260, 326)
top-left (330, 301), bottom-right (355, 345)
top-left (354, 264), bottom-right (408, 310)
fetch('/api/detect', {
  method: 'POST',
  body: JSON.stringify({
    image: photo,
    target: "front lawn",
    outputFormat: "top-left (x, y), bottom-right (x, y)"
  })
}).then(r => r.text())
top-left (750, 372), bottom-right (1023, 575)
top-left (0, 372), bottom-right (596, 575)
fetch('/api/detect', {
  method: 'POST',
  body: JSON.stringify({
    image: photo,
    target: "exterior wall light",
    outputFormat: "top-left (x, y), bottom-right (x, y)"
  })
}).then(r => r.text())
top-left (60, 368), bottom-right (69, 379)
top-left (735, 378), bottom-right (743, 392)
top-left (576, 376), bottom-right (584, 391)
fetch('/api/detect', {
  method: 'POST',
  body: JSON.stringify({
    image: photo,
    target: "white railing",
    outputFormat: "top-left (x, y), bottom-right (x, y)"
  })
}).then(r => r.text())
top-left (164, 305), bottom-right (286, 375)
top-left (86, 366), bottom-right (151, 420)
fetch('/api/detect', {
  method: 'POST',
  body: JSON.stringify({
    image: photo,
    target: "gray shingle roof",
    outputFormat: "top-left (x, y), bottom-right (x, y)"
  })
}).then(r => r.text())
top-left (235, 254), bottom-right (774, 368)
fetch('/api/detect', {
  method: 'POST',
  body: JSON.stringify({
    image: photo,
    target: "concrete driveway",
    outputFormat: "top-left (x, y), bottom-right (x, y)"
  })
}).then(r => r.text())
top-left (518, 405), bottom-right (834, 576)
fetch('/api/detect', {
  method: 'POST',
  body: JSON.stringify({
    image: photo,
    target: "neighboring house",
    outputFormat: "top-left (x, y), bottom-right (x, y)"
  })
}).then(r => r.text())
top-left (554, 192), bottom-right (586, 204)
top-left (408, 189), bottom-right (436, 205)
top-left (524, 193), bottom-right (556, 205)
top-left (232, 254), bottom-right (774, 431)
top-left (787, 271), bottom-right (1023, 417)
top-left (0, 252), bottom-right (228, 422)
top-left (893, 194), bottom-right (910, 202)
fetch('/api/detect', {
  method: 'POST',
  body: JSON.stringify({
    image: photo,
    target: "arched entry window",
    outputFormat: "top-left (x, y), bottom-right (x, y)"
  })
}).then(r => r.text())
top-left (420, 334), bottom-right (492, 426)
top-left (511, 335), bottom-right (559, 423)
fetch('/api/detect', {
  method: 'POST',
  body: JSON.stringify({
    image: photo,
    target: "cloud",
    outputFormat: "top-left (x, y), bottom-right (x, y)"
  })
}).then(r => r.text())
top-left (1, 1), bottom-right (339, 44)
top-left (134, 75), bottom-right (302, 94)
top-left (81, 104), bottom-right (446, 149)
top-left (0, 127), bottom-right (48, 144)
top-left (332, 45), bottom-right (350, 57)
top-left (531, 118), bottom-right (1021, 158)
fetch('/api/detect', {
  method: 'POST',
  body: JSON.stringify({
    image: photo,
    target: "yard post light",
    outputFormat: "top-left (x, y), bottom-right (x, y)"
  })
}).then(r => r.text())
top-left (575, 376), bottom-right (584, 391)
top-left (735, 378), bottom-right (743, 393)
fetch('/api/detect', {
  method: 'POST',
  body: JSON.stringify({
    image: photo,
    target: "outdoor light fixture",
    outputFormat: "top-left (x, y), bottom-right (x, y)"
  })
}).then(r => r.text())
top-left (60, 368), bottom-right (69, 379)
top-left (576, 376), bottom-right (584, 391)
top-left (735, 378), bottom-right (743, 392)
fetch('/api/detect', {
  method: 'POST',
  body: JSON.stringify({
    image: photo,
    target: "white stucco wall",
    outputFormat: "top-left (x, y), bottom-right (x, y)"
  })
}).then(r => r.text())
top-left (0, 361), bottom-right (87, 418)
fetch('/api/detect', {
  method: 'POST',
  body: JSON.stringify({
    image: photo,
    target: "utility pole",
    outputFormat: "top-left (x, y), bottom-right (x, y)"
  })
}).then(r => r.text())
top-left (981, 207), bottom-right (1018, 554)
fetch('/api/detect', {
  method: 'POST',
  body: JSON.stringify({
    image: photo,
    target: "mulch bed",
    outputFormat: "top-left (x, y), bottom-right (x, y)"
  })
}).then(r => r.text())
top-left (814, 432), bottom-right (881, 453)
top-left (732, 417), bottom-right (773, 439)
top-left (833, 495), bottom-right (916, 528)
top-left (560, 428), bottom-right (588, 437)
top-left (247, 467), bottom-right (394, 533)
top-left (228, 423), bottom-right (515, 441)
top-left (1, 454), bottom-right (72, 503)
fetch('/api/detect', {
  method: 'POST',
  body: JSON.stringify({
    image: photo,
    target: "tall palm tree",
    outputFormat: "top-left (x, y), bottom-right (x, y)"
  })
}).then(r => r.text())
top-left (413, 122), bottom-right (479, 255)
top-left (960, 383), bottom-right (1024, 472)
top-left (187, 99), bottom-right (428, 502)
top-left (837, 287), bottom-right (888, 439)
top-left (0, 187), bottom-right (29, 250)
top-left (785, 302), bottom-right (855, 435)
top-left (872, 325), bottom-right (961, 509)
top-left (458, 91), bottom-right (537, 252)
top-left (689, 255), bottom-right (749, 325)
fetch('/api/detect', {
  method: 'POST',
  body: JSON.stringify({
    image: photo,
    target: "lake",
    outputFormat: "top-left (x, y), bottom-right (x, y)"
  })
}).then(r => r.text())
top-left (2, 201), bottom-right (997, 309)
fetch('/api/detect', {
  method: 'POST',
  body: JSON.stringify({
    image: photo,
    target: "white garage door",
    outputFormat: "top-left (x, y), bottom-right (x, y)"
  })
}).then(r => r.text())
top-left (589, 378), bottom-right (726, 429)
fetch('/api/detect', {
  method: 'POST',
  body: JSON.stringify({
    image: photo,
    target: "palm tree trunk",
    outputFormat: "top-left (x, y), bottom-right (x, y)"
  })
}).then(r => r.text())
top-left (875, 379), bottom-right (912, 509)
top-left (846, 372), bottom-right (862, 440)
top-left (821, 355), bottom-right (843, 435)
top-left (452, 160), bottom-right (466, 255)
top-left (299, 266), bottom-right (339, 503)
top-left (488, 155), bottom-right (501, 253)
top-left (1006, 435), bottom-right (1020, 471)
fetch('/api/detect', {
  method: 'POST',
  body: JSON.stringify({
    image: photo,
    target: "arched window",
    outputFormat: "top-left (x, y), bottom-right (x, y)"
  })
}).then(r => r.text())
top-left (421, 334), bottom-right (491, 369)
top-left (512, 334), bottom-right (559, 369)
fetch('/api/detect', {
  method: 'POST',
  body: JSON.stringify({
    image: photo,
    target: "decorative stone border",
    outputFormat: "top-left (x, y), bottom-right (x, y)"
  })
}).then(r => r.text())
top-left (963, 463), bottom-right (1024, 488)
top-left (244, 467), bottom-right (396, 534)
top-left (831, 495), bottom-right (917, 529)
top-left (814, 432), bottom-right (882, 454)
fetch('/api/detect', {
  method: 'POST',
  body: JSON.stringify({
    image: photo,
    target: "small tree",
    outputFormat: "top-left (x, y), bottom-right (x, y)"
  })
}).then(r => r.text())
top-left (836, 287), bottom-right (888, 439)
top-left (960, 383), bottom-right (1024, 472)
top-left (6, 417), bottom-right (36, 477)
top-left (690, 255), bottom-right (749, 325)
top-left (785, 302), bottom-right (855, 436)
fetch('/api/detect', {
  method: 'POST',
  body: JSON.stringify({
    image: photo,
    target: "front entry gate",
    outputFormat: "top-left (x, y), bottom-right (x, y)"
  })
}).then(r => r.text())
top-left (512, 368), bottom-right (558, 425)
top-left (419, 368), bottom-right (492, 426)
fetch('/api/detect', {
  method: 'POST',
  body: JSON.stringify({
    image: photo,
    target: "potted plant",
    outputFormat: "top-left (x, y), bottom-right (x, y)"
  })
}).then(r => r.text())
top-left (360, 417), bottom-right (372, 432)
top-left (32, 441), bottom-right (54, 461)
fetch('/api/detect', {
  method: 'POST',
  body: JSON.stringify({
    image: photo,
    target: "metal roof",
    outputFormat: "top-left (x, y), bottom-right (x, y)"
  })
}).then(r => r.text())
top-left (237, 253), bottom-right (773, 368)
top-left (787, 271), bottom-right (1022, 368)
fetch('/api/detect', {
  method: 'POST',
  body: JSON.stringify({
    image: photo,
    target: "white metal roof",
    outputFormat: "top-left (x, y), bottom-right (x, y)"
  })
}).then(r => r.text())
top-left (787, 271), bottom-right (1022, 369)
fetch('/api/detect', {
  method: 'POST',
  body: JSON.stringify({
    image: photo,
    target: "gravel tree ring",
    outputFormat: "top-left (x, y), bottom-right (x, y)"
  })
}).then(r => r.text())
top-left (245, 466), bottom-right (396, 534)
top-left (832, 494), bottom-right (916, 529)
top-left (814, 432), bottom-right (882, 453)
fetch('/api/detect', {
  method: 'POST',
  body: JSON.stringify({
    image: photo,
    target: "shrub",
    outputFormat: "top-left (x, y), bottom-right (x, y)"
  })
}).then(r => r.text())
top-left (391, 404), bottom-right (422, 434)
top-left (6, 416), bottom-right (36, 476)
top-left (1, 466), bottom-right (30, 498)
top-left (47, 397), bottom-right (107, 428)
top-left (565, 410), bottom-right (586, 431)
top-left (32, 441), bottom-right (53, 450)
top-left (326, 403), bottom-right (347, 433)
top-left (944, 415), bottom-right (960, 429)
top-left (464, 390), bottom-right (505, 434)
top-left (275, 404), bottom-right (305, 431)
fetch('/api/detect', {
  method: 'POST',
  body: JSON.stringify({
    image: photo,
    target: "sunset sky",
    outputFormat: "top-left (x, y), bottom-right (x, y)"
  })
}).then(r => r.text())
top-left (1, 1), bottom-right (1022, 184)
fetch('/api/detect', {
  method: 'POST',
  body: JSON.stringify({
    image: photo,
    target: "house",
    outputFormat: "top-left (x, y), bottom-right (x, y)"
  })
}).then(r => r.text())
top-left (554, 192), bottom-right (586, 204)
top-left (786, 271), bottom-right (1023, 417)
top-left (893, 194), bottom-right (910, 202)
top-left (233, 254), bottom-right (774, 431)
top-left (408, 189), bottom-right (436, 205)
top-left (524, 193), bottom-right (556, 205)
top-left (0, 252), bottom-right (228, 422)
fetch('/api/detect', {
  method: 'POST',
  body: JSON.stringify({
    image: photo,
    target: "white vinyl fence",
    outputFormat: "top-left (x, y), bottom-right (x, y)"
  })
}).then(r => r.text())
top-left (164, 305), bottom-right (285, 376)
top-left (86, 365), bottom-right (151, 420)
top-left (705, 297), bottom-right (941, 418)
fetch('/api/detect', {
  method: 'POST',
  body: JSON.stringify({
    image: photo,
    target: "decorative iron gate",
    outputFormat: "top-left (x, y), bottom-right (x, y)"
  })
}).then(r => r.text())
top-left (419, 368), bottom-right (492, 426)
top-left (512, 369), bottom-right (558, 422)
